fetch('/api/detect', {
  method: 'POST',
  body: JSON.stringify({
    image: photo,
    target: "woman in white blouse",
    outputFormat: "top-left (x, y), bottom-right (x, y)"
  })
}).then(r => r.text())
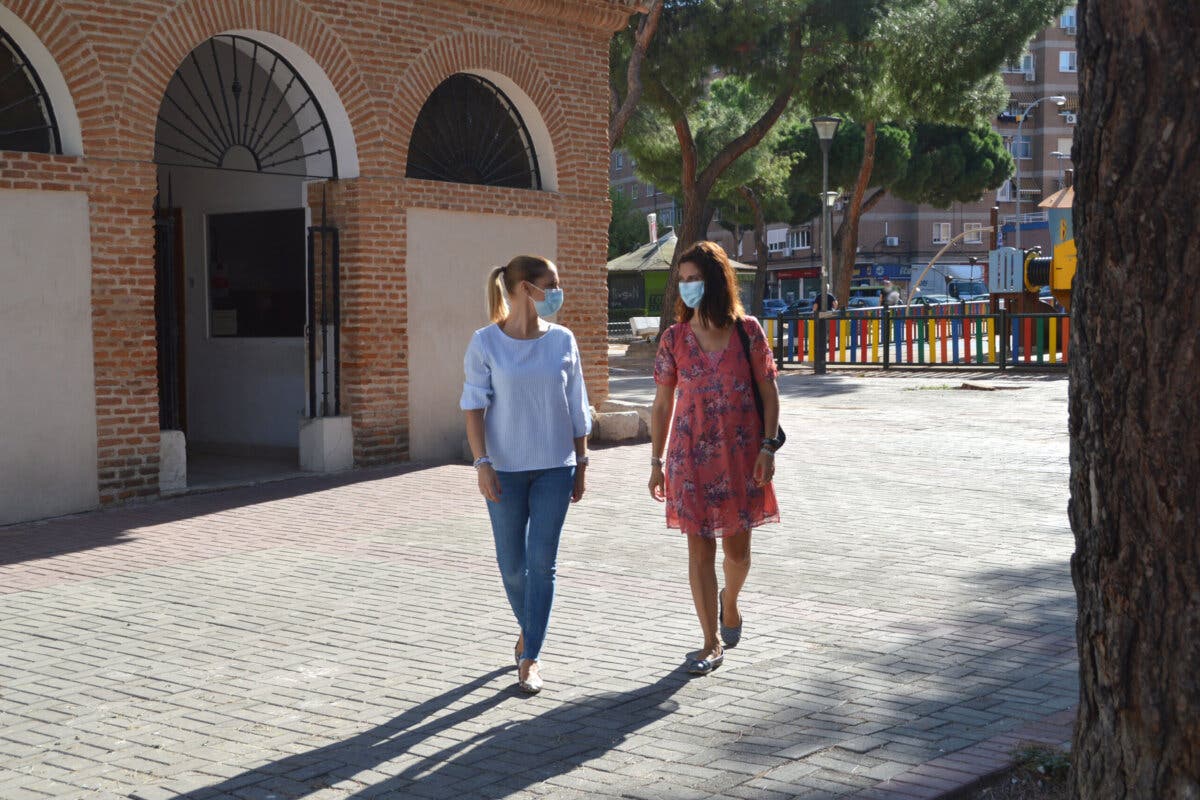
top-left (460, 255), bottom-right (591, 694)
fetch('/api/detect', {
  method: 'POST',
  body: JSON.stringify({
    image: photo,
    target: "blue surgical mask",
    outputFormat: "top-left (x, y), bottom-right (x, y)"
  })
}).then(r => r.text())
top-left (679, 280), bottom-right (705, 309)
top-left (533, 287), bottom-right (564, 317)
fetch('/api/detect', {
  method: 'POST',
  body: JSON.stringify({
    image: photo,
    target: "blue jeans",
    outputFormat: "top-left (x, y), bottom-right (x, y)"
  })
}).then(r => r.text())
top-left (486, 467), bottom-right (575, 662)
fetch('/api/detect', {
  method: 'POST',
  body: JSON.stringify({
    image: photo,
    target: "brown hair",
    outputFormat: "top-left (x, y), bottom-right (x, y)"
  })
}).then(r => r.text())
top-left (486, 255), bottom-right (555, 323)
top-left (675, 241), bottom-right (744, 327)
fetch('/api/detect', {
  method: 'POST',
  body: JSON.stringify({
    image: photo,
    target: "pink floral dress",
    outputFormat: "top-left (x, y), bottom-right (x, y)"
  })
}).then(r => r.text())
top-left (654, 317), bottom-right (781, 538)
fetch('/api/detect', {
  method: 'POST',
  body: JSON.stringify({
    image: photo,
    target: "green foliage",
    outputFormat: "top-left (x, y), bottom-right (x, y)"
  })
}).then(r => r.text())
top-left (892, 122), bottom-right (1013, 207)
top-left (608, 187), bottom-right (649, 260)
top-left (779, 121), bottom-right (911, 219)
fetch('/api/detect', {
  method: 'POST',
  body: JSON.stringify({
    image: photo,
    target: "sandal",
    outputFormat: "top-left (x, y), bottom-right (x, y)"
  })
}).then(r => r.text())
top-left (687, 647), bottom-right (724, 675)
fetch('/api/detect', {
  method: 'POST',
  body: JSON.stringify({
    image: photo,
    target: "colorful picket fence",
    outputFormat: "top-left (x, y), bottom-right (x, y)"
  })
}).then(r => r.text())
top-left (762, 309), bottom-right (1071, 369)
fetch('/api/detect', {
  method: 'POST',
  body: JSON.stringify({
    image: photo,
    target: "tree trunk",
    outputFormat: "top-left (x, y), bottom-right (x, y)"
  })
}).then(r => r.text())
top-left (609, 0), bottom-right (664, 150)
top-left (738, 186), bottom-right (768, 318)
top-left (656, 83), bottom-right (794, 335)
top-left (1069, 2), bottom-right (1200, 797)
top-left (832, 119), bottom-right (878, 307)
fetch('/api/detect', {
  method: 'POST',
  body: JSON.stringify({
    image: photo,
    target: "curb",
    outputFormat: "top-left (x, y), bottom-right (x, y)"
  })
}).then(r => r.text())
top-left (842, 707), bottom-right (1075, 800)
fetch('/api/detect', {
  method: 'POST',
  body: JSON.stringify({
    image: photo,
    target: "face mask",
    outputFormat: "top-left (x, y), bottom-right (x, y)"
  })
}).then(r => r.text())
top-left (533, 287), bottom-right (564, 317)
top-left (679, 280), bottom-right (705, 309)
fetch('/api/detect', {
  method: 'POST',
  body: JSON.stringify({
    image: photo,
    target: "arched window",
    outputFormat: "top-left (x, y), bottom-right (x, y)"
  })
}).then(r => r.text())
top-left (0, 25), bottom-right (61, 153)
top-left (406, 73), bottom-right (541, 190)
top-left (154, 35), bottom-right (337, 178)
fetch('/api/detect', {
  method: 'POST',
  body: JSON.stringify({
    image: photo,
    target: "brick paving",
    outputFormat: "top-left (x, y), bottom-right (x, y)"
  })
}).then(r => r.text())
top-left (0, 371), bottom-right (1076, 799)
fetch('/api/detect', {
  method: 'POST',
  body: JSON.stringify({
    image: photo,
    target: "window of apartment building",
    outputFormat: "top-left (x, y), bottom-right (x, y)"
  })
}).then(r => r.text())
top-left (1057, 138), bottom-right (1073, 157)
top-left (1004, 134), bottom-right (1032, 159)
top-left (1059, 51), bottom-right (1077, 73)
top-left (629, 157), bottom-right (637, 170)
top-left (788, 229), bottom-right (811, 250)
top-left (1061, 6), bottom-right (1077, 32)
top-left (1003, 52), bottom-right (1035, 78)
top-left (767, 228), bottom-right (787, 253)
top-left (964, 223), bottom-right (983, 244)
top-left (631, 183), bottom-right (639, 199)
top-left (997, 180), bottom-right (1013, 202)
top-left (614, 152), bottom-right (624, 171)
top-left (932, 222), bottom-right (951, 244)
top-left (647, 183), bottom-right (655, 196)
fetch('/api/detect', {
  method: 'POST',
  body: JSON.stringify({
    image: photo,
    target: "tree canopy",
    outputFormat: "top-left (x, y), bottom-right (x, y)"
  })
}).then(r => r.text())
top-left (611, 0), bottom-right (889, 330)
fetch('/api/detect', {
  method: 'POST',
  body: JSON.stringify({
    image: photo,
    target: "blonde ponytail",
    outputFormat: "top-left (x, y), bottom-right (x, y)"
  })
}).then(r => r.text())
top-left (485, 255), bottom-right (553, 324)
top-left (487, 266), bottom-right (509, 323)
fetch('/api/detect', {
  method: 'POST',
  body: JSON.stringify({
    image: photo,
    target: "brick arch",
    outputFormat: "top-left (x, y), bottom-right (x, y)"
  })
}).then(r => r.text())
top-left (116, 0), bottom-right (377, 171)
top-left (391, 30), bottom-right (571, 194)
top-left (0, 1), bottom-right (108, 155)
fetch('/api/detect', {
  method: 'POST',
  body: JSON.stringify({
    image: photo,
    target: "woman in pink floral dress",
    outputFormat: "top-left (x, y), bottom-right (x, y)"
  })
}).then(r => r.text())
top-left (648, 241), bottom-right (782, 675)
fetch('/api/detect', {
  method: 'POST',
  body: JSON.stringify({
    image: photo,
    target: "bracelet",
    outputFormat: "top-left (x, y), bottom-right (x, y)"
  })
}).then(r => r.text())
top-left (759, 446), bottom-right (776, 457)
top-left (473, 456), bottom-right (493, 469)
top-left (576, 454), bottom-right (589, 466)
top-left (650, 456), bottom-right (664, 467)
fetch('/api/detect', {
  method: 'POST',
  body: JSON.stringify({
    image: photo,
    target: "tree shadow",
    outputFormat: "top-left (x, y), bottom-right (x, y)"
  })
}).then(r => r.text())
top-left (156, 667), bottom-right (690, 800)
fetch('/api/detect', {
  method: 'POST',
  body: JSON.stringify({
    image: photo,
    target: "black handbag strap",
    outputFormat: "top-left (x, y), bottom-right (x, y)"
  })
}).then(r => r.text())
top-left (735, 319), bottom-right (766, 426)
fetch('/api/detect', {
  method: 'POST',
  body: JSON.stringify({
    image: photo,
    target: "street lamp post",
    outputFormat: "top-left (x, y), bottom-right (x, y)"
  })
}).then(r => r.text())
top-left (811, 115), bottom-right (840, 375)
top-left (1050, 150), bottom-right (1069, 188)
top-left (1014, 95), bottom-right (1067, 251)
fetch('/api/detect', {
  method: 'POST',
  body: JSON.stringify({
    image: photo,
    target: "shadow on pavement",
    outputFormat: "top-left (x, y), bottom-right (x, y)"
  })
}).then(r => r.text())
top-left (158, 667), bottom-right (689, 800)
top-left (0, 461), bottom-right (442, 568)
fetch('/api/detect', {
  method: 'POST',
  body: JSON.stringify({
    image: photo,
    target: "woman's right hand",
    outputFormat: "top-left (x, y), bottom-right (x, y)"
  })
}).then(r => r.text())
top-left (648, 464), bottom-right (666, 502)
top-left (478, 464), bottom-right (501, 502)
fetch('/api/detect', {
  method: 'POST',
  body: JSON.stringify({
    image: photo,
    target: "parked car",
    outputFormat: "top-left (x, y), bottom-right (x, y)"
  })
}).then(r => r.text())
top-left (846, 297), bottom-right (879, 309)
top-left (910, 294), bottom-right (955, 307)
top-left (786, 298), bottom-right (817, 316)
top-left (761, 298), bottom-right (788, 318)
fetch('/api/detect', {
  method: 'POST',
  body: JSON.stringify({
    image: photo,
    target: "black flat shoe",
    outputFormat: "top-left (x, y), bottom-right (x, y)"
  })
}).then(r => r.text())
top-left (719, 589), bottom-right (743, 648)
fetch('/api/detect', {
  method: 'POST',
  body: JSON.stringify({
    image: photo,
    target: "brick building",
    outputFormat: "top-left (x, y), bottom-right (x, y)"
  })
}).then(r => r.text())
top-left (0, 0), bottom-right (633, 525)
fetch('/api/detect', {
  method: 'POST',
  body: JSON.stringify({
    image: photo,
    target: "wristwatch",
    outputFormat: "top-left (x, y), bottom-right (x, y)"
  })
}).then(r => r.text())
top-left (577, 454), bottom-right (590, 466)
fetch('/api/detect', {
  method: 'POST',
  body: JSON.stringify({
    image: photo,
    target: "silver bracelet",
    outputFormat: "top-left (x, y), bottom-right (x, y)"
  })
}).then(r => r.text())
top-left (473, 456), bottom-right (493, 469)
top-left (576, 454), bottom-right (589, 466)
top-left (759, 447), bottom-right (776, 457)
top-left (650, 456), bottom-right (664, 467)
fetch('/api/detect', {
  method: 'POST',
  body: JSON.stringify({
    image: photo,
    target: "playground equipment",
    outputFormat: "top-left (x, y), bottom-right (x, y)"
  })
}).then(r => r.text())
top-left (988, 186), bottom-right (1076, 313)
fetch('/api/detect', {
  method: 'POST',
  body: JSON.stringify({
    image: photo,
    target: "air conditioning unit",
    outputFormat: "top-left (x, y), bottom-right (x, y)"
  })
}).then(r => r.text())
top-left (1063, 112), bottom-right (1077, 124)
top-left (1024, 70), bottom-right (1037, 82)
top-left (885, 236), bottom-right (900, 247)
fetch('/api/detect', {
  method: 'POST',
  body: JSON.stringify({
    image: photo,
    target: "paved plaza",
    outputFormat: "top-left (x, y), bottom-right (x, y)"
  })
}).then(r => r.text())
top-left (1, 368), bottom-right (1077, 799)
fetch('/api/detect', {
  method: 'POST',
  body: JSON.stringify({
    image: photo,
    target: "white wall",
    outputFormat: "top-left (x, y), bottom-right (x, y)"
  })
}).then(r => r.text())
top-left (0, 190), bottom-right (98, 524)
top-left (162, 164), bottom-right (309, 449)
top-left (406, 209), bottom-right (557, 462)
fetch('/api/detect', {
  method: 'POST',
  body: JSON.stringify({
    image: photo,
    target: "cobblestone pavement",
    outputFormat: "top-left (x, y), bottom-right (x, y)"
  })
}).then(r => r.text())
top-left (0, 371), bottom-right (1076, 800)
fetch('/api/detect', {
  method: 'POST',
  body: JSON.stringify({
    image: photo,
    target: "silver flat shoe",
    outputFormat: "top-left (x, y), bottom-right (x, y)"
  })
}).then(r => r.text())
top-left (687, 649), bottom-right (724, 675)
top-left (719, 589), bottom-right (743, 648)
top-left (518, 660), bottom-right (543, 694)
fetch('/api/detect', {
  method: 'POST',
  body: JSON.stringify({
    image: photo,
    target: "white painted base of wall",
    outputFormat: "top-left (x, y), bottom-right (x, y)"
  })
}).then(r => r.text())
top-left (299, 416), bottom-right (353, 473)
top-left (159, 430), bottom-right (188, 493)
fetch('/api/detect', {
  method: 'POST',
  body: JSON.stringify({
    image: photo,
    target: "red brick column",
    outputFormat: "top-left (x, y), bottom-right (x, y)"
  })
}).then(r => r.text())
top-left (308, 179), bottom-right (410, 465)
top-left (87, 159), bottom-right (160, 504)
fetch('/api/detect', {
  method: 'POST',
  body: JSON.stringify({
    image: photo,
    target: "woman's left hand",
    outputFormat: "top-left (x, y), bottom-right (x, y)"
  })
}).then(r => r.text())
top-left (753, 451), bottom-right (775, 487)
top-left (572, 465), bottom-right (586, 503)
